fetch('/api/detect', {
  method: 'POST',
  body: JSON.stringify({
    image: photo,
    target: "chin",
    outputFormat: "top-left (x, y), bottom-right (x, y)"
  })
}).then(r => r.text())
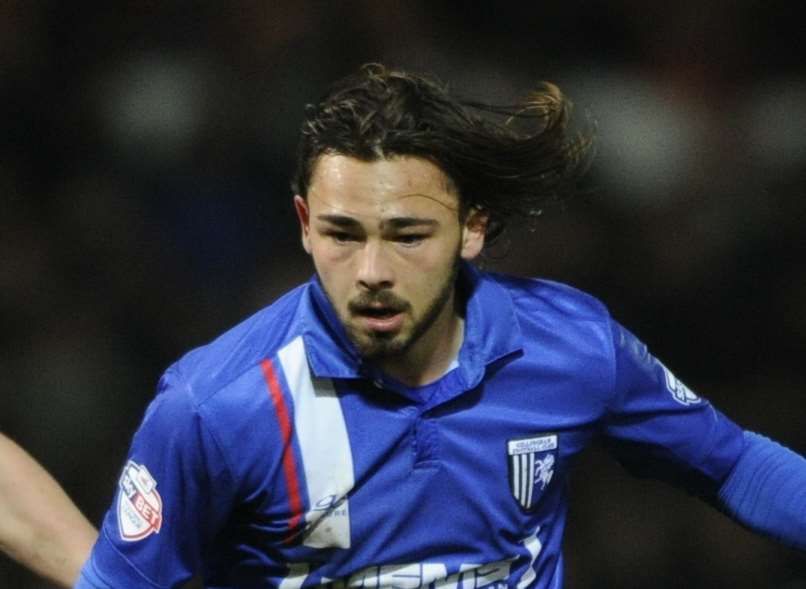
top-left (352, 331), bottom-right (412, 361)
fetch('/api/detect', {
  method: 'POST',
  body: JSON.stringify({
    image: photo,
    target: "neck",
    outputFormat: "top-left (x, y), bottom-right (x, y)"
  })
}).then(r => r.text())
top-left (379, 291), bottom-right (464, 387)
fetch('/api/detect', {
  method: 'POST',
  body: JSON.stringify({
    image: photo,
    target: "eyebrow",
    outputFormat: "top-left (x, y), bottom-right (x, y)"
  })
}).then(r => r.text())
top-left (382, 217), bottom-right (439, 230)
top-left (315, 215), bottom-right (439, 230)
top-left (315, 214), bottom-right (363, 229)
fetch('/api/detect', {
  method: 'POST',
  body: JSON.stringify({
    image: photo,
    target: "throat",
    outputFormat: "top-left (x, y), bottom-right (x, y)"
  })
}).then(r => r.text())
top-left (380, 313), bottom-right (464, 387)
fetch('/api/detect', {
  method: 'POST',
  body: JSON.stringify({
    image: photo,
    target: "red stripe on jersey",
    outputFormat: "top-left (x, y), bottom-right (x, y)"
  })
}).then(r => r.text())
top-left (261, 358), bottom-right (304, 542)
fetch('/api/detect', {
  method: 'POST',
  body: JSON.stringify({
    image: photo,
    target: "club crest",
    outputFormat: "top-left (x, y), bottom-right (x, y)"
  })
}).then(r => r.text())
top-left (507, 434), bottom-right (558, 511)
top-left (117, 460), bottom-right (163, 541)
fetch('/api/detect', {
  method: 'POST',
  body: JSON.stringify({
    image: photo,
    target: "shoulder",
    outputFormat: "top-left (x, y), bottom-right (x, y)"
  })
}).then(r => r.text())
top-left (483, 271), bottom-right (611, 324)
top-left (168, 282), bottom-right (312, 407)
top-left (136, 284), bottom-right (315, 482)
top-left (482, 272), bottom-right (616, 380)
top-left (471, 270), bottom-right (618, 414)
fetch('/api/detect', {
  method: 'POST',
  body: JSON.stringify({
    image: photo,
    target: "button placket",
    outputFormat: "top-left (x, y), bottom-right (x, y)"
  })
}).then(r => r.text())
top-left (412, 411), bottom-right (439, 469)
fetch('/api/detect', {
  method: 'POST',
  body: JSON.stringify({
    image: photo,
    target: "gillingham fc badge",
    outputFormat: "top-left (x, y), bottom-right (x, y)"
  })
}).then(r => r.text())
top-left (507, 434), bottom-right (558, 511)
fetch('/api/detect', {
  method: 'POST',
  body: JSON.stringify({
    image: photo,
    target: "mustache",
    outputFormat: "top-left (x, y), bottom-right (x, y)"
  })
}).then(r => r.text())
top-left (348, 291), bottom-right (410, 314)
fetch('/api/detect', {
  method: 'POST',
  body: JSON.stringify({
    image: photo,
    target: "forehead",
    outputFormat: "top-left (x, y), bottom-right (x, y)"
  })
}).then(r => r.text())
top-left (307, 154), bottom-right (460, 220)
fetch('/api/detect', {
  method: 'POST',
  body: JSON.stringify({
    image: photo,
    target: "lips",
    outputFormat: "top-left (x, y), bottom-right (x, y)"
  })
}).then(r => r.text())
top-left (357, 311), bottom-right (405, 333)
top-left (349, 297), bottom-right (408, 334)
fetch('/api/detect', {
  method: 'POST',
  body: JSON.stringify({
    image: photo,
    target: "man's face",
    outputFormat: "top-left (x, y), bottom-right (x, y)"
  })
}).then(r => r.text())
top-left (295, 154), bottom-right (486, 362)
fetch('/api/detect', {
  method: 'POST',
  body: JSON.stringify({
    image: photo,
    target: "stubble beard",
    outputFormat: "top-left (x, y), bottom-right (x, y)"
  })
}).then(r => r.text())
top-left (332, 255), bottom-right (461, 362)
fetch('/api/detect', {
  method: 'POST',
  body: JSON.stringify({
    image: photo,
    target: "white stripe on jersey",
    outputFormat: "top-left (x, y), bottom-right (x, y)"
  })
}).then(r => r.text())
top-left (512, 453), bottom-right (536, 510)
top-left (279, 562), bottom-right (310, 589)
top-left (511, 455), bottom-right (520, 501)
top-left (525, 453), bottom-right (535, 509)
top-left (516, 530), bottom-right (542, 589)
top-left (278, 336), bottom-right (354, 549)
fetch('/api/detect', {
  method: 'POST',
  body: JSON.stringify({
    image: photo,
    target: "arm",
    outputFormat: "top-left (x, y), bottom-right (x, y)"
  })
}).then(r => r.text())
top-left (602, 320), bottom-right (745, 495)
top-left (603, 319), bottom-right (805, 548)
top-left (76, 369), bottom-right (234, 589)
top-left (718, 431), bottom-right (806, 549)
top-left (0, 433), bottom-right (97, 588)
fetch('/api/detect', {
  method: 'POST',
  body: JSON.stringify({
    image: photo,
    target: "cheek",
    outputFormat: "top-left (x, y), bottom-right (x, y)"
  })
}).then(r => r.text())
top-left (399, 246), bottom-right (458, 292)
top-left (310, 243), bottom-right (355, 290)
top-left (310, 238), bottom-right (354, 266)
top-left (418, 235), bottom-right (462, 269)
top-left (395, 230), bottom-right (462, 270)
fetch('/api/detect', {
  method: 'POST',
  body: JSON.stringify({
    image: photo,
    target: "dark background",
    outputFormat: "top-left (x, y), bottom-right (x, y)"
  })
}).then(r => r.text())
top-left (2, 2), bottom-right (805, 587)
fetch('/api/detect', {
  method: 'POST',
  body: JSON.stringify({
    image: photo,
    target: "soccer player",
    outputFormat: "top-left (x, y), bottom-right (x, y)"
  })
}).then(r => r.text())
top-left (0, 433), bottom-right (97, 587)
top-left (76, 64), bottom-right (806, 589)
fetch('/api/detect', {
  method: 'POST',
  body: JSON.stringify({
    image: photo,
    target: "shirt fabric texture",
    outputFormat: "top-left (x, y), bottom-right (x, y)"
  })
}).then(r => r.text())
top-left (77, 264), bottom-right (745, 589)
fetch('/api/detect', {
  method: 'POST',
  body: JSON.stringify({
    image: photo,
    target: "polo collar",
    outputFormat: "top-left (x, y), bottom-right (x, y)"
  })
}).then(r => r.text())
top-left (301, 263), bottom-right (524, 399)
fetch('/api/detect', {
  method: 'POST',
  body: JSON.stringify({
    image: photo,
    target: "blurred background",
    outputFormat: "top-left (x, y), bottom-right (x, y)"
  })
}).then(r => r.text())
top-left (1, 1), bottom-right (805, 587)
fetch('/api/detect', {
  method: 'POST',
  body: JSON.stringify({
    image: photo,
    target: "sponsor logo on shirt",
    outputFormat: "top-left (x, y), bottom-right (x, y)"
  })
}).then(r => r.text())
top-left (660, 363), bottom-right (701, 406)
top-left (507, 434), bottom-right (557, 511)
top-left (320, 558), bottom-right (514, 589)
top-left (117, 460), bottom-right (163, 541)
top-left (279, 534), bottom-right (543, 589)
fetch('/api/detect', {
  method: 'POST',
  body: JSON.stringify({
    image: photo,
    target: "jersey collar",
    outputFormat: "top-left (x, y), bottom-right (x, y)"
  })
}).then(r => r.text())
top-left (301, 262), bottom-right (524, 401)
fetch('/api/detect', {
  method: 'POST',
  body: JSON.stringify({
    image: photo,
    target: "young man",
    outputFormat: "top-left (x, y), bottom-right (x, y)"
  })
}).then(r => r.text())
top-left (0, 433), bottom-right (96, 587)
top-left (76, 64), bottom-right (806, 589)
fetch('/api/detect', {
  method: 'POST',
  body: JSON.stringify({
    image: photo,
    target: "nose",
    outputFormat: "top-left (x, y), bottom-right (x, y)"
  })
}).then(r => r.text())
top-left (356, 240), bottom-right (394, 291)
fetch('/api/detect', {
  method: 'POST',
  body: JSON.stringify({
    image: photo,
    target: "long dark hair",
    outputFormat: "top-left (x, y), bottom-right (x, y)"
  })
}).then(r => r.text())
top-left (292, 63), bottom-right (593, 244)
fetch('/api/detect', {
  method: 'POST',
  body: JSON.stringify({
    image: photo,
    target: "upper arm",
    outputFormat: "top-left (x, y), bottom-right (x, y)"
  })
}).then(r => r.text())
top-left (82, 370), bottom-right (235, 588)
top-left (603, 320), bottom-right (745, 495)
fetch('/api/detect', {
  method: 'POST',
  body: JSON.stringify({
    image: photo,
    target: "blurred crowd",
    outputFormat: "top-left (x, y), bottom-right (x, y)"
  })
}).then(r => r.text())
top-left (1, 2), bottom-right (805, 588)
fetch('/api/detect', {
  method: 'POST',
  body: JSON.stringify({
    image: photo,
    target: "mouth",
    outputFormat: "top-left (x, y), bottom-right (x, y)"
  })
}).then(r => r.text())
top-left (351, 304), bottom-right (406, 333)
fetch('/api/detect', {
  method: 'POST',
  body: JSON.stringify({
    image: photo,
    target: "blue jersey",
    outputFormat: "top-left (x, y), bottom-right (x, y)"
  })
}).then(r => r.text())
top-left (78, 264), bottom-right (744, 589)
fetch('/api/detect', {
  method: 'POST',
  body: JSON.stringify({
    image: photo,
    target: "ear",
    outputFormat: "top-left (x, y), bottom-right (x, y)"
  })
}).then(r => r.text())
top-left (460, 208), bottom-right (488, 261)
top-left (293, 195), bottom-right (312, 254)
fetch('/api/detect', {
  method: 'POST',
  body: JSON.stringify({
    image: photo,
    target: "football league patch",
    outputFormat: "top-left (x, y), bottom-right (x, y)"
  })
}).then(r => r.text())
top-left (508, 434), bottom-right (557, 511)
top-left (117, 460), bottom-right (163, 541)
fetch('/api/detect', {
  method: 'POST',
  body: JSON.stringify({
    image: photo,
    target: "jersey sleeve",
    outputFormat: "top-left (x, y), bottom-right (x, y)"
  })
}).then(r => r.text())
top-left (77, 368), bottom-right (235, 588)
top-left (602, 319), bottom-right (745, 497)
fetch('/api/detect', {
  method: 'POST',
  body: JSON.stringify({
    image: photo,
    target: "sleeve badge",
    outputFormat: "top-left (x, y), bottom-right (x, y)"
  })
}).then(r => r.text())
top-left (660, 363), bottom-right (701, 406)
top-left (117, 460), bottom-right (164, 541)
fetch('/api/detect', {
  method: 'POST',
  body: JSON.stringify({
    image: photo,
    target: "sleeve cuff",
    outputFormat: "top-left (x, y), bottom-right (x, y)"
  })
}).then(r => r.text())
top-left (718, 430), bottom-right (806, 549)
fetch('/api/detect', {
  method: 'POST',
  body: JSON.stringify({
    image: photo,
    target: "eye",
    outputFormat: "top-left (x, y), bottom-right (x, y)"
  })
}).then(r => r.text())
top-left (395, 234), bottom-right (427, 247)
top-left (329, 231), bottom-right (358, 244)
